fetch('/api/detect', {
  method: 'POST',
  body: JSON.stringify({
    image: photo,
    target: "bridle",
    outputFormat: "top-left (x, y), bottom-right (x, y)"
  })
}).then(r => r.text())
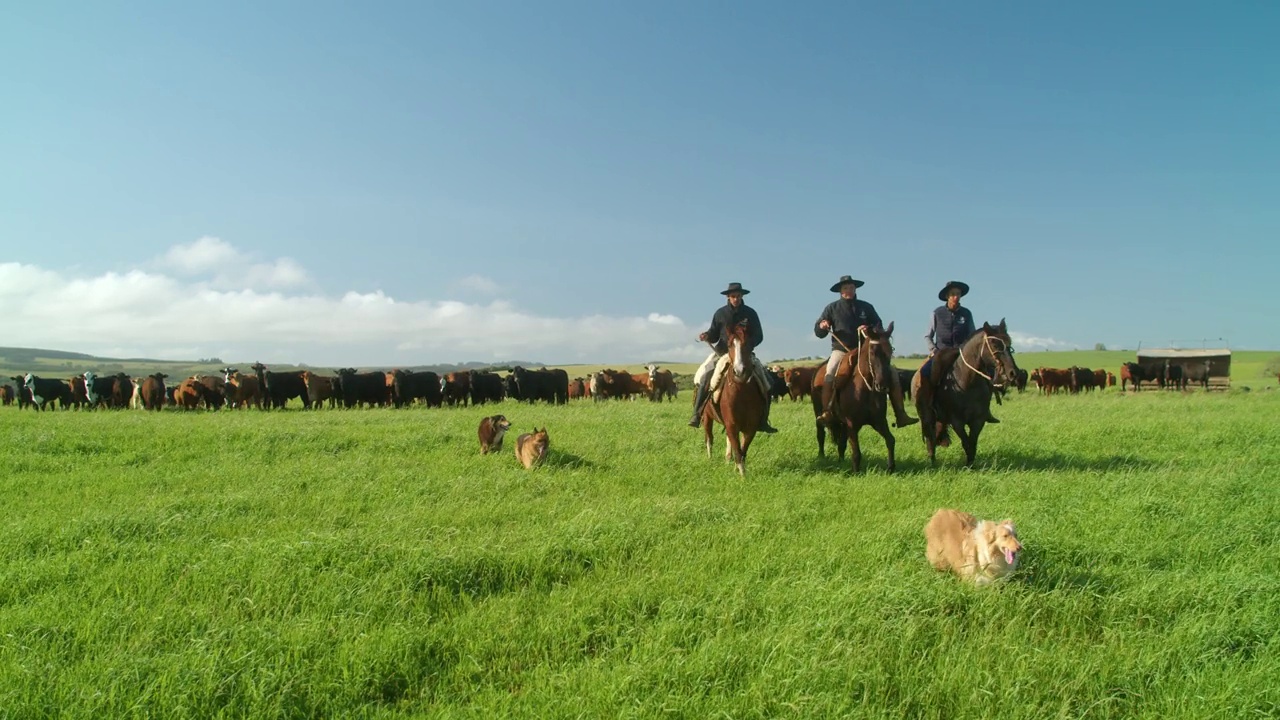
top-left (960, 333), bottom-right (1011, 389)
top-left (855, 326), bottom-right (889, 393)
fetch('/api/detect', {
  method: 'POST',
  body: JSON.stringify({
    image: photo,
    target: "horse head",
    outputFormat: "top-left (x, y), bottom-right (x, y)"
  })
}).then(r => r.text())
top-left (980, 319), bottom-right (1016, 388)
top-left (725, 321), bottom-right (754, 382)
top-left (858, 322), bottom-right (894, 393)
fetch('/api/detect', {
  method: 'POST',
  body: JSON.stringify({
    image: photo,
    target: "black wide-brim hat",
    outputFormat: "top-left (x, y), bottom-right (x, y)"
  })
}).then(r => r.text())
top-left (721, 282), bottom-right (750, 296)
top-left (829, 275), bottom-right (865, 292)
top-left (938, 280), bottom-right (970, 302)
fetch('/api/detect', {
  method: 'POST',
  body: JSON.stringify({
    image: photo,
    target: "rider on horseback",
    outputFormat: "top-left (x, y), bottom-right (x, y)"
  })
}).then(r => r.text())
top-left (916, 280), bottom-right (999, 424)
top-left (687, 282), bottom-right (779, 433)
top-left (814, 276), bottom-right (918, 429)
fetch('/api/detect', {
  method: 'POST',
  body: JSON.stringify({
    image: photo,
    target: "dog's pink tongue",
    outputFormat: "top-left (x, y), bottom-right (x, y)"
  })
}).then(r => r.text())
top-left (1004, 548), bottom-right (1016, 565)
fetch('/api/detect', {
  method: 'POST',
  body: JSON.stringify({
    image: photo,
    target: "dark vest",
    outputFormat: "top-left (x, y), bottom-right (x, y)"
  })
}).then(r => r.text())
top-left (933, 306), bottom-right (973, 350)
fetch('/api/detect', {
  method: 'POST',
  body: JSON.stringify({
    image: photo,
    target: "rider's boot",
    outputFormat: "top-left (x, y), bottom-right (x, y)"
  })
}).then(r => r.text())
top-left (889, 369), bottom-right (919, 428)
top-left (815, 376), bottom-right (838, 425)
top-left (688, 376), bottom-right (711, 428)
top-left (758, 396), bottom-right (778, 433)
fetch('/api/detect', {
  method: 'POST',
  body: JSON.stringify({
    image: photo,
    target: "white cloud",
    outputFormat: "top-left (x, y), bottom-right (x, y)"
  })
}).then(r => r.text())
top-left (156, 236), bottom-right (310, 291)
top-left (1009, 331), bottom-right (1076, 352)
top-left (0, 239), bottom-right (699, 367)
top-left (161, 236), bottom-right (241, 275)
top-left (453, 274), bottom-right (499, 295)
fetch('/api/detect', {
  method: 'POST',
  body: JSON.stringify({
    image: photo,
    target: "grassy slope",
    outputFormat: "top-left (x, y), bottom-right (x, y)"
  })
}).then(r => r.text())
top-left (2, 392), bottom-right (1278, 718)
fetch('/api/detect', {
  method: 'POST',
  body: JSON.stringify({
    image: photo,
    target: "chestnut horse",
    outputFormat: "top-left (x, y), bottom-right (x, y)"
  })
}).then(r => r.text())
top-left (701, 321), bottom-right (765, 477)
top-left (912, 319), bottom-right (1016, 467)
top-left (831, 323), bottom-right (897, 473)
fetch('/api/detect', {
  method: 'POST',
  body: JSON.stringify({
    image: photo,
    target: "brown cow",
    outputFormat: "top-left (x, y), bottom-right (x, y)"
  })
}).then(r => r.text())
top-left (303, 371), bottom-right (337, 409)
top-left (784, 365), bottom-right (816, 402)
top-left (139, 373), bottom-right (168, 411)
top-left (443, 371), bottom-right (471, 407)
top-left (0, 384), bottom-right (12, 406)
top-left (221, 368), bottom-right (264, 409)
top-left (1093, 368), bottom-right (1108, 390)
top-left (174, 378), bottom-right (210, 410)
top-left (630, 372), bottom-right (654, 401)
top-left (592, 369), bottom-right (643, 400)
top-left (1033, 367), bottom-right (1073, 394)
top-left (68, 375), bottom-right (90, 409)
top-left (568, 377), bottom-right (586, 400)
top-left (646, 365), bottom-right (678, 402)
top-left (193, 375), bottom-right (226, 410)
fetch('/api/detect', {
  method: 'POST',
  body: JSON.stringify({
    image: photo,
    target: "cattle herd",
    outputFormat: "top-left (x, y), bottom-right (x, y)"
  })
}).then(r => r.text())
top-left (0, 358), bottom-right (1233, 412)
top-left (3, 363), bottom-right (685, 411)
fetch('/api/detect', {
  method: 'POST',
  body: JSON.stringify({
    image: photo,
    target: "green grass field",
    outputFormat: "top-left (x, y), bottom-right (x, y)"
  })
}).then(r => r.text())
top-left (2, 390), bottom-right (1278, 718)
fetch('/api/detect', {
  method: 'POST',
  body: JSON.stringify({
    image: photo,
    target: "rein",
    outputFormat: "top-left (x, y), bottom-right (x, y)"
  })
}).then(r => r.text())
top-left (959, 334), bottom-right (1007, 389)
top-left (854, 326), bottom-right (886, 393)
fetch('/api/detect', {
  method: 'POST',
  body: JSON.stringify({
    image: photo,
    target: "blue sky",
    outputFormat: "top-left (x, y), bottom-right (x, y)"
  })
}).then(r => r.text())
top-left (2, 2), bottom-right (1276, 366)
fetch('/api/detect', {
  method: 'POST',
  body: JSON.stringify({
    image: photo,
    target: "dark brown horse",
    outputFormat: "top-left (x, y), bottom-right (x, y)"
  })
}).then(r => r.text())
top-left (831, 323), bottom-right (897, 473)
top-left (702, 321), bottom-right (765, 477)
top-left (912, 319), bottom-right (1016, 467)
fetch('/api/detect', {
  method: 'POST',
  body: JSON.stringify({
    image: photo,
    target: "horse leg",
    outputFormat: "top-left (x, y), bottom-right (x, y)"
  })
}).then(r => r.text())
top-left (848, 421), bottom-right (862, 473)
top-left (703, 411), bottom-right (714, 459)
top-left (739, 430), bottom-right (755, 478)
top-left (959, 420), bottom-right (984, 467)
top-left (874, 417), bottom-right (896, 473)
top-left (725, 425), bottom-right (744, 475)
top-left (918, 405), bottom-right (936, 465)
top-left (816, 420), bottom-right (826, 458)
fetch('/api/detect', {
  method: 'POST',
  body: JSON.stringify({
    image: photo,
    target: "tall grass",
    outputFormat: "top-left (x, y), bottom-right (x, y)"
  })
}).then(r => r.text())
top-left (1, 391), bottom-right (1278, 718)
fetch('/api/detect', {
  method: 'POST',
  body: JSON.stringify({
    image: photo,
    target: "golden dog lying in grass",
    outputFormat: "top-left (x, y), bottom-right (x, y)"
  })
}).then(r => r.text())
top-left (924, 508), bottom-right (1022, 586)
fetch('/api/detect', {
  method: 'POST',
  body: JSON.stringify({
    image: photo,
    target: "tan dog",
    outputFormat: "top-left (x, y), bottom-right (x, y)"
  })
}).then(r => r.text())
top-left (514, 427), bottom-right (549, 469)
top-left (478, 414), bottom-right (512, 455)
top-left (924, 509), bottom-right (1022, 586)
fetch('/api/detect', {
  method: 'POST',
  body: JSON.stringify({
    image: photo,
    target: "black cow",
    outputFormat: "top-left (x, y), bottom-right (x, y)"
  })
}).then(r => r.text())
top-left (20, 373), bottom-right (72, 411)
top-left (512, 366), bottom-right (569, 405)
top-left (1183, 361), bottom-right (1212, 390)
top-left (337, 368), bottom-right (388, 409)
top-left (766, 369), bottom-right (788, 401)
top-left (252, 362), bottom-right (311, 410)
top-left (1012, 368), bottom-right (1029, 393)
top-left (1070, 366), bottom-right (1096, 394)
top-left (894, 367), bottom-right (915, 400)
top-left (81, 371), bottom-right (117, 409)
top-left (391, 369), bottom-right (443, 408)
top-left (470, 371), bottom-right (506, 405)
top-left (1161, 362), bottom-right (1185, 391)
top-left (504, 374), bottom-right (521, 402)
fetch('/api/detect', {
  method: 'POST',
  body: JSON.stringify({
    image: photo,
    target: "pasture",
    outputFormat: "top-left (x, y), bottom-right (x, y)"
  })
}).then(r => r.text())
top-left (2, 391), bottom-right (1279, 718)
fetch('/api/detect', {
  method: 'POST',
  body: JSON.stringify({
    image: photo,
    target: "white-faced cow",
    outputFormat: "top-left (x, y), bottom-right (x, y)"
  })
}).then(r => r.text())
top-left (22, 373), bottom-right (72, 411)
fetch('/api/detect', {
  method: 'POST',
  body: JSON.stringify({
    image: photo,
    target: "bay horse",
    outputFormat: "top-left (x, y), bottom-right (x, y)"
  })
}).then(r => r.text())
top-left (701, 321), bottom-right (765, 477)
top-left (831, 323), bottom-right (897, 473)
top-left (912, 319), bottom-right (1016, 467)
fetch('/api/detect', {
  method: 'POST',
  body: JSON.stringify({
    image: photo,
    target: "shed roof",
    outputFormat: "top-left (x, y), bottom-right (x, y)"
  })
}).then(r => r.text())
top-left (1136, 348), bottom-right (1231, 359)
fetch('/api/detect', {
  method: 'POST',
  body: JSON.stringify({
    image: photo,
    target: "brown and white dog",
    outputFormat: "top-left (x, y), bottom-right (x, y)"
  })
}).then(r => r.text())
top-left (924, 508), bottom-right (1022, 586)
top-left (514, 427), bottom-right (550, 469)
top-left (478, 414), bottom-right (512, 455)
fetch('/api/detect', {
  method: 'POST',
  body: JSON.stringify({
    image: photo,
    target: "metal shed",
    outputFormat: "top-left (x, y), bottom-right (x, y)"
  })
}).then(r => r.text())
top-left (1134, 348), bottom-right (1231, 389)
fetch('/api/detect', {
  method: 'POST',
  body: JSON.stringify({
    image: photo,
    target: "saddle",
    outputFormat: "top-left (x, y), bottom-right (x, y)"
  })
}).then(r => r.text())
top-left (709, 355), bottom-right (769, 404)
